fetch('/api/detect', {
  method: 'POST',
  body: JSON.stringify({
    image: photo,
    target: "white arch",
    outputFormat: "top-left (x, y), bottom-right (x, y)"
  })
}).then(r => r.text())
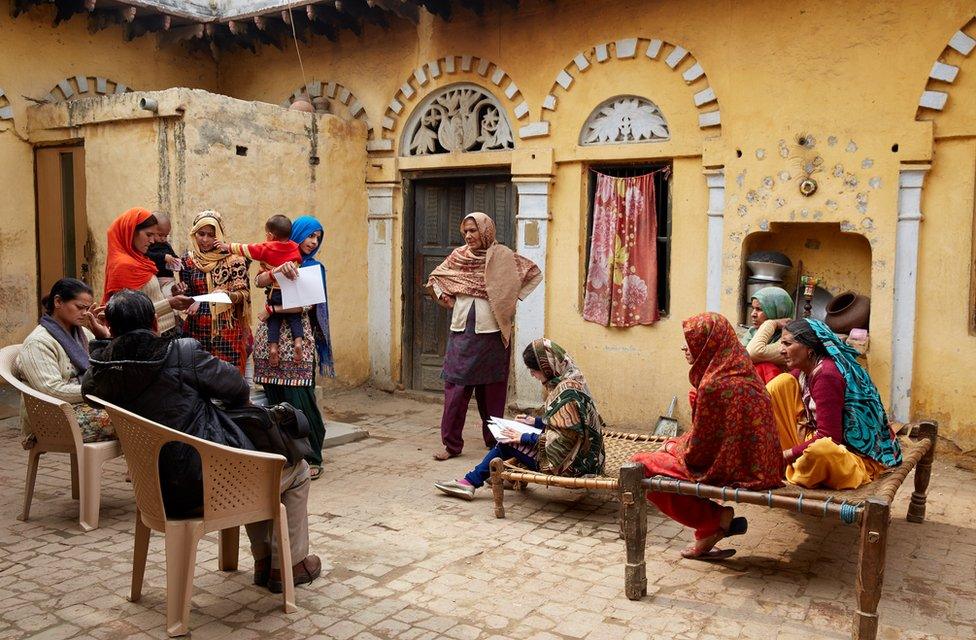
top-left (916, 17), bottom-right (975, 117)
top-left (281, 79), bottom-right (373, 139)
top-left (44, 75), bottom-right (132, 103)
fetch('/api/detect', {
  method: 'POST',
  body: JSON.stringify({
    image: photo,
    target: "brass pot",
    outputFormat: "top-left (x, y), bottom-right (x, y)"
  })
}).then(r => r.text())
top-left (825, 291), bottom-right (871, 335)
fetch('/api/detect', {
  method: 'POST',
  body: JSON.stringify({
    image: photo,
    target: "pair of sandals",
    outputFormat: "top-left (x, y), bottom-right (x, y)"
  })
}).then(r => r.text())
top-left (681, 516), bottom-right (748, 561)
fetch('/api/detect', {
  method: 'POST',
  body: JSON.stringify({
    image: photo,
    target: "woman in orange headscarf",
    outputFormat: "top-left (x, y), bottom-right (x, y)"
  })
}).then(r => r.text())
top-left (633, 313), bottom-right (783, 561)
top-left (426, 212), bottom-right (542, 461)
top-left (102, 207), bottom-right (192, 336)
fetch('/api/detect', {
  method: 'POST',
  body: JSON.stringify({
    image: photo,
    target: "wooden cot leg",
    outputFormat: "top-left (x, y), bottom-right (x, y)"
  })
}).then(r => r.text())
top-left (907, 421), bottom-right (937, 524)
top-left (489, 458), bottom-right (505, 519)
top-left (853, 498), bottom-right (890, 640)
top-left (620, 463), bottom-right (647, 601)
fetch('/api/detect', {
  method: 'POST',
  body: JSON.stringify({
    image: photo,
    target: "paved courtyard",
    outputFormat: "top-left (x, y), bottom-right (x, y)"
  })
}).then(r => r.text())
top-left (0, 386), bottom-right (974, 640)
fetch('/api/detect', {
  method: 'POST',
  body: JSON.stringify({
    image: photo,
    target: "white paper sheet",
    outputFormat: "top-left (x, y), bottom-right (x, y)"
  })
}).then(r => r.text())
top-left (486, 416), bottom-right (542, 442)
top-left (191, 292), bottom-right (232, 304)
top-left (274, 265), bottom-right (326, 308)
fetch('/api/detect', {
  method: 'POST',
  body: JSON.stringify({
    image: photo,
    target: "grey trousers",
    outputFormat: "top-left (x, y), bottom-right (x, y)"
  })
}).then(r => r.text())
top-left (244, 460), bottom-right (310, 568)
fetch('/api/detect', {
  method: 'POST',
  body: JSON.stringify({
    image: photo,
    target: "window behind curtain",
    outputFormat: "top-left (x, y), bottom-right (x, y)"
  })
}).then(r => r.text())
top-left (585, 164), bottom-right (672, 315)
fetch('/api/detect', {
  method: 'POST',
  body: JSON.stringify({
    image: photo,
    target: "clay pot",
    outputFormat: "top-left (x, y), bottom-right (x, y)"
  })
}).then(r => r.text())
top-left (289, 96), bottom-right (315, 113)
top-left (312, 96), bottom-right (331, 114)
top-left (825, 291), bottom-right (871, 335)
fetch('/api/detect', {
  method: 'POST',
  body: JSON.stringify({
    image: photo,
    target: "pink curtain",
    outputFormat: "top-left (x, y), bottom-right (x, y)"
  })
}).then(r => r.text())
top-left (582, 171), bottom-right (660, 327)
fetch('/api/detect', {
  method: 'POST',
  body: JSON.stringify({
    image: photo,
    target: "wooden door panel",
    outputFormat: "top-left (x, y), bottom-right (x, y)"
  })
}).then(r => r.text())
top-left (409, 175), bottom-right (515, 391)
top-left (35, 146), bottom-right (88, 303)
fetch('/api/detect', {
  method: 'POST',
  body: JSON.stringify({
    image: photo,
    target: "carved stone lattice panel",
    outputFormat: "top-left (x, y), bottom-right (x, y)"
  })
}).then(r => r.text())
top-left (580, 95), bottom-right (670, 145)
top-left (402, 83), bottom-right (514, 156)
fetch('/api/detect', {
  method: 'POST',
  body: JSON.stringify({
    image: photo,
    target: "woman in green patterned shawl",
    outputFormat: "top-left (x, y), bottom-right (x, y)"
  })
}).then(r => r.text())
top-left (434, 338), bottom-right (606, 500)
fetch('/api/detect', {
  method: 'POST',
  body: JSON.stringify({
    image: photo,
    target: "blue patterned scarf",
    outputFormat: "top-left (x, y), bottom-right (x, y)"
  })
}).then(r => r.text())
top-left (805, 319), bottom-right (902, 467)
top-left (290, 216), bottom-right (335, 378)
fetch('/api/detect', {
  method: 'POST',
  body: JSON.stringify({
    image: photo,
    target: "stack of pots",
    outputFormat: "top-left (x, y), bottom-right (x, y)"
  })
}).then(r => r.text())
top-left (744, 251), bottom-right (792, 302)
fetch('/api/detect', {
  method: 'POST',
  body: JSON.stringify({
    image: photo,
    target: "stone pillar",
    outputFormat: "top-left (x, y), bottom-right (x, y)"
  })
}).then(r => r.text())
top-left (890, 165), bottom-right (929, 422)
top-left (512, 178), bottom-right (551, 409)
top-left (704, 169), bottom-right (726, 312)
top-left (366, 182), bottom-right (397, 390)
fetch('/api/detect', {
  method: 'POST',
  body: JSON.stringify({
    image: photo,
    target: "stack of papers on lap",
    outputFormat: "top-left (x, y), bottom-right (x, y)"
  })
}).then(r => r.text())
top-left (487, 416), bottom-right (542, 441)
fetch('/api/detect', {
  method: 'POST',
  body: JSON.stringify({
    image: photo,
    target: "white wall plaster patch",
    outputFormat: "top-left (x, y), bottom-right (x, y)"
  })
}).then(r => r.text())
top-left (698, 110), bottom-right (720, 127)
top-left (476, 59), bottom-right (490, 76)
top-left (0, 106), bottom-right (12, 120)
top-left (75, 76), bottom-right (89, 93)
top-left (514, 102), bottom-right (529, 119)
top-left (573, 53), bottom-right (590, 71)
top-left (930, 61), bottom-right (959, 83)
top-left (366, 139), bottom-right (393, 152)
top-left (428, 60), bottom-right (441, 79)
top-left (595, 43), bottom-right (609, 62)
top-left (325, 82), bottom-right (337, 98)
top-left (400, 83), bottom-right (414, 99)
top-left (616, 38), bottom-right (638, 58)
top-left (461, 55), bottom-right (473, 71)
top-left (338, 87), bottom-right (351, 103)
top-left (556, 70), bottom-right (574, 90)
top-left (389, 98), bottom-right (403, 114)
top-left (919, 90), bottom-right (948, 110)
top-left (862, 158), bottom-right (874, 169)
top-left (444, 56), bottom-right (455, 73)
top-left (505, 82), bottom-right (519, 99)
top-left (96, 77), bottom-right (107, 94)
top-left (846, 140), bottom-right (858, 153)
top-left (665, 46), bottom-right (688, 68)
top-left (755, 148), bottom-right (765, 160)
top-left (646, 39), bottom-right (663, 59)
top-left (382, 116), bottom-right (395, 130)
top-left (57, 79), bottom-right (74, 98)
top-left (949, 30), bottom-right (976, 55)
top-left (349, 100), bottom-right (364, 117)
top-left (114, 84), bottom-right (127, 94)
top-left (413, 67), bottom-right (428, 86)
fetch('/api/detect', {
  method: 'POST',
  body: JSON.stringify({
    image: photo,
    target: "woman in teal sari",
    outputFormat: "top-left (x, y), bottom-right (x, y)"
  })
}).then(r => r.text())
top-left (742, 286), bottom-right (795, 383)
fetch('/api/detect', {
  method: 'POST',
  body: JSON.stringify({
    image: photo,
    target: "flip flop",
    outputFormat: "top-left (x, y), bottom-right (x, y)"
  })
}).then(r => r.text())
top-left (681, 548), bottom-right (736, 561)
top-left (726, 516), bottom-right (748, 537)
top-left (309, 465), bottom-right (323, 480)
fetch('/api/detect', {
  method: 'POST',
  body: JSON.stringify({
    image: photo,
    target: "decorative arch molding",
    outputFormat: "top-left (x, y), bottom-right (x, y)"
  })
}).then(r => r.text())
top-left (44, 75), bottom-right (132, 103)
top-left (915, 17), bottom-right (975, 118)
top-left (0, 88), bottom-right (12, 121)
top-left (579, 95), bottom-right (670, 145)
top-left (400, 82), bottom-right (515, 156)
top-left (541, 37), bottom-right (721, 137)
top-left (281, 80), bottom-right (373, 140)
top-left (376, 55), bottom-right (531, 152)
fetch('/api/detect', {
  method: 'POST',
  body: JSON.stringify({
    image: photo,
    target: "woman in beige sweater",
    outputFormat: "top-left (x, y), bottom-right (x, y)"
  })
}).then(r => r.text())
top-left (741, 286), bottom-right (795, 384)
top-left (15, 279), bottom-right (115, 446)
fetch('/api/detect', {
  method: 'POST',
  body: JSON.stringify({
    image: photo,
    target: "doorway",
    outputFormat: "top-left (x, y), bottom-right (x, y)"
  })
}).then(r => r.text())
top-left (403, 172), bottom-right (516, 392)
top-left (35, 144), bottom-right (90, 305)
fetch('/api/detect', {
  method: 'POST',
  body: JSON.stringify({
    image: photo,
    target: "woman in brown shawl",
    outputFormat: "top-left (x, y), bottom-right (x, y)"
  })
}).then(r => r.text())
top-left (427, 212), bottom-right (542, 460)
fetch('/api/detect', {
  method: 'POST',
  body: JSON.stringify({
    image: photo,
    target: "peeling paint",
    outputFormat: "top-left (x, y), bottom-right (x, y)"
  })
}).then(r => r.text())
top-left (778, 139), bottom-right (789, 158)
top-left (778, 170), bottom-right (791, 181)
top-left (755, 148), bottom-right (766, 160)
top-left (840, 220), bottom-right (855, 232)
top-left (775, 197), bottom-right (786, 208)
top-left (826, 199), bottom-right (839, 210)
top-left (869, 177), bottom-right (881, 189)
top-left (856, 192), bottom-right (869, 213)
top-left (827, 136), bottom-right (838, 146)
top-left (762, 176), bottom-right (774, 189)
top-left (846, 140), bottom-right (858, 153)
top-left (861, 217), bottom-right (875, 230)
top-left (833, 164), bottom-right (844, 177)
top-left (758, 219), bottom-right (769, 231)
top-left (861, 158), bottom-right (874, 169)
top-left (844, 173), bottom-right (859, 188)
top-left (737, 204), bottom-right (748, 216)
top-left (736, 169), bottom-right (747, 188)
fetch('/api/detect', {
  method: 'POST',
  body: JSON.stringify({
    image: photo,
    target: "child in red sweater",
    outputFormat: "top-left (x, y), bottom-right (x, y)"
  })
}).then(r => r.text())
top-left (219, 214), bottom-right (303, 366)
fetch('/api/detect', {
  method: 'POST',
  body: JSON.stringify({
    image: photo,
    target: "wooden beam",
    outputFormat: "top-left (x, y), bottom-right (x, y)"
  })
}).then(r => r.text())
top-left (84, 0), bottom-right (95, 11)
top-left (280, 9), bottom-right (290, 25)
top-left (254, 15), bottom-right (266, 29)
top-left (158, 22), bottom-right (204, 45)
top-left (121, 6), bottom-right (136, 22)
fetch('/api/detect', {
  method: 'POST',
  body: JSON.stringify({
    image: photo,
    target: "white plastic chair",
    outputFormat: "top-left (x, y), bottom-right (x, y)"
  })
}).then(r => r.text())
top-left (0, 344), bottom-right (123, 531)
top-left (92, 396), bottom-right (297, 637)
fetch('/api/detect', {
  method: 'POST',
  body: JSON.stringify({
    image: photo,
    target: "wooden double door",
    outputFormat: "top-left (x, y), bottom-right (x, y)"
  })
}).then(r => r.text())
top-left (407, 174), bottom-right (515, 392)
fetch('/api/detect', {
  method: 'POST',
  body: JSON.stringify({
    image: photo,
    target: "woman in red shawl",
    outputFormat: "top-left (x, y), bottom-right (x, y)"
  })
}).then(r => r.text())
top-left (426, 212), bottom-right (542, 461)
top-left (101, 208), bottom-right (192, 336)
top-left (633, 312), bottom-right (782, 560)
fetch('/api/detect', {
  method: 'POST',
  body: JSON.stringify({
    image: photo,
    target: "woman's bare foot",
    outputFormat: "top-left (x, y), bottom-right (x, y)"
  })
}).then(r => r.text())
top-left (294, 338), bottom-right (304, 363)
top-left (269, 343), bottom-right (280, 368)
top-left (433, 449), bottom-right (460, 461)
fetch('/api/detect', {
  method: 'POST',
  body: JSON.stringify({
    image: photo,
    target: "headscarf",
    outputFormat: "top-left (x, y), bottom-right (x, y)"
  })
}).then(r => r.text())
top-left (188, 211), bottom-right (247, 329)
top-left (529, 338), bottom-right (604, 476)
top-left (101, 207), bottom-right (159, 303)
top-left (787, 319), bottom-right (902, 467)
top-left (426, 212), bottom-right (542, 347)
top-left (290, 216), bottom-right (334, 378)
top-left (740, 286), bottom-right (795, 346)
top-left (674, 312), bottom-right (783, 489)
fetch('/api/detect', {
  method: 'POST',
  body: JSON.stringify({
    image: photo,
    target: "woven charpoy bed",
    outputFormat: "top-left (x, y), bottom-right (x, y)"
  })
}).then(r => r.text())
top-left (488, 422), bottom-right (938, 640)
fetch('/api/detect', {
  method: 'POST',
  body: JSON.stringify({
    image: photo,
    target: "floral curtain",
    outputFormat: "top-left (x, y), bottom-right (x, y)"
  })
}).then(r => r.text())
top-left (582, 171), bottom-right (660, 327)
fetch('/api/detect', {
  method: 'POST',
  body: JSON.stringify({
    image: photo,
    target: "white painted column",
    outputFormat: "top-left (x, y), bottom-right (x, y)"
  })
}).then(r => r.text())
top-left (366, 183), bottom-right (397, 390)
top-left (704, 170), bottom-right (726, 312)
top-left (890, 165), bottom-right (929, 422)
top-left (513, 179), bottom-right (551, 409)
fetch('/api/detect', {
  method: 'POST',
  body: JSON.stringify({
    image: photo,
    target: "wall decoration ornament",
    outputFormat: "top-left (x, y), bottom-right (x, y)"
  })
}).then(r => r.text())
top-left (401, 83), bottom-right (514, 156)
top-left (916, 19), bottom-right (975, 118)
top-left (43, 76), bottom-right (131, 103)
top-left (580, 95), bottom-right (669, 145)
top-left (544, 37), bottom-right (721, 136)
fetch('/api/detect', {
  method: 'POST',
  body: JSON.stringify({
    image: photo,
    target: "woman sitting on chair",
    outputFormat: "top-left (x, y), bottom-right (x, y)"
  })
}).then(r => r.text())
top-left (633, 313), bottom-right (782, 561)
top-left (767, 318), bottom-right (902, 489)
top-left (434, 338), bottom-right (605, 500)
top-left (15, 278), bottom-right (114, 448)
top-left (741, 286), bottom-right (794, 384)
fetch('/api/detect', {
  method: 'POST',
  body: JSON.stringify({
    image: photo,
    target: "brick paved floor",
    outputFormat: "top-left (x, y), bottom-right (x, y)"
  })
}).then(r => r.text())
top-left (0, 387), bottom-right (973, 640)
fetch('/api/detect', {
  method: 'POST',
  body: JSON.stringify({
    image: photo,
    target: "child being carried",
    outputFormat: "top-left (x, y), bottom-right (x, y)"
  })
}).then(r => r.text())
top-left (219, 214), bottom-right (303, 367)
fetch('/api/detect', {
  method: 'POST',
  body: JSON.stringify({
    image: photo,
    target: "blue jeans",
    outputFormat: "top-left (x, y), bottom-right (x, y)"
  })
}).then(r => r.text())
top-left (465, 443), bottom-right (538, 488)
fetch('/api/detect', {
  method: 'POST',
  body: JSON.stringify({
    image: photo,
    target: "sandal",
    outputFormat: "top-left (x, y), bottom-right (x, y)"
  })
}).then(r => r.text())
top-left (680, 515), bottom-right (748, 561)
top-left (309, 465), bottom-right (323, 481)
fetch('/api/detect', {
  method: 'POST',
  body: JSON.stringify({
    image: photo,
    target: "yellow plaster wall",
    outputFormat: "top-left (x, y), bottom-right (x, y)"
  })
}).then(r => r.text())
top-left (0, 9), bottom-right (216, 345)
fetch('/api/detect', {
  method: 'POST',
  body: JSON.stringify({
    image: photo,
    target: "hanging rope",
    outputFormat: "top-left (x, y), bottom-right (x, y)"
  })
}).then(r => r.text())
top-left (287, 5), bottom-right (309, 96)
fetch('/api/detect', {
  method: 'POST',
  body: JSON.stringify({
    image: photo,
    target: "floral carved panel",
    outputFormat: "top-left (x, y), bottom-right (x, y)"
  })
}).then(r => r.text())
top-left (580, 96), bottom-right (670, 145)
top-left (402, 83), bottom-right (514, 156)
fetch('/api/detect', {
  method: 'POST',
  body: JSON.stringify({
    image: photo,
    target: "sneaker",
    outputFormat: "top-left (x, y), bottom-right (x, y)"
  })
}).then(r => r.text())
top-left (434, 479), bottom-right (476, 500)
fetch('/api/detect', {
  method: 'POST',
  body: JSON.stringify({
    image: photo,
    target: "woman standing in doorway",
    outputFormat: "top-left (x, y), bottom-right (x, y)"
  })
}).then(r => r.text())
top-left (180, 210), bottom-right (253, 374)
top-left (253, 215), bottom-right (332, 480)
top-left (426, 212), bottom-right (542, 461)
top-left (101, 207), bottom-right (192, 335)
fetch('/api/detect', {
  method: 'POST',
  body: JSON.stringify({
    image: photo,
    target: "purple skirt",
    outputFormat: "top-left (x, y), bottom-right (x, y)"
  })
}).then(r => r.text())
top-left (442, 306), bottom-right (510, 386)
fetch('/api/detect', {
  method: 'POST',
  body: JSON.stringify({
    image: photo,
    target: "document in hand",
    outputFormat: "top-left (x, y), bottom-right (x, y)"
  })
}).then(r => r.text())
top-left (487, 416), bottom-right (542, 442)
top-left (274, 265), bottom-right (327, 308)
top-left (191, 292), bottom-right (233, 304)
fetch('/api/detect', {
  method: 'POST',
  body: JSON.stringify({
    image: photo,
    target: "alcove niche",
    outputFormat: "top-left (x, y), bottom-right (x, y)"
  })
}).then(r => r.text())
top-left (740, 222), bottom-right (872, 324)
